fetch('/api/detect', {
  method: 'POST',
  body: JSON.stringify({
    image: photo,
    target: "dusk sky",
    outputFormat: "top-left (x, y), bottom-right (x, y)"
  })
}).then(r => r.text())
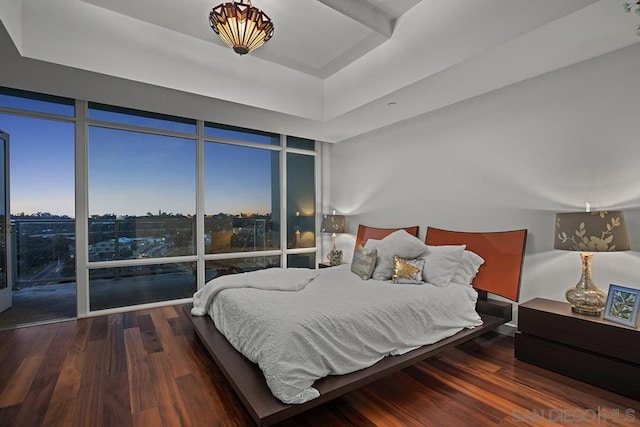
top-left (1, 114), bottom-right (75, 217)
top-left (1, 111), bottom-right (274, 218)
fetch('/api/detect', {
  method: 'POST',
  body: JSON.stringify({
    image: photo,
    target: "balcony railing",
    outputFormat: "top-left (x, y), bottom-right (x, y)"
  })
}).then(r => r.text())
top-left (11, 218), bottom-right (76, 287)
top-left (10, 215), bottom-right (281, 288)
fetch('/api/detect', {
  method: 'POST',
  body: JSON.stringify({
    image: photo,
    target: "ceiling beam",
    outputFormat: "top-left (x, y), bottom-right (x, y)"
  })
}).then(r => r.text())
top-left (0, 0), bottom-right (24, 53)
top-left (317, 0), bottom-right (393, 38)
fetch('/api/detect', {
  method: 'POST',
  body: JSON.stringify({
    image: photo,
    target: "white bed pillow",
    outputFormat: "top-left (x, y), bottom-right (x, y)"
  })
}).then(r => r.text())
top-left (421, 245), bottom-right (466, 287)
top-left (372, 230), bottom-right (428, 280)
top-left (450, 250), bottom-right (485, 286)
top-left (364, 238), bottom-right (380, 250)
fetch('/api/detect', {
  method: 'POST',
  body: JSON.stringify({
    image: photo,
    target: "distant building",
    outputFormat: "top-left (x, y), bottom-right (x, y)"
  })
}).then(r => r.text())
top-left (89, 237), bottom-right (163, 261)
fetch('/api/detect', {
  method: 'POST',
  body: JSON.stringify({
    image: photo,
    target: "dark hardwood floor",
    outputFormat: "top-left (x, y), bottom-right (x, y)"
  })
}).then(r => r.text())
top-left (0, 304), bottom-right (637, 426)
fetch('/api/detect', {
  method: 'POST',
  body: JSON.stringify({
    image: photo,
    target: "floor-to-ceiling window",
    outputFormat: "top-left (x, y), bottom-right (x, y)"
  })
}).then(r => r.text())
top-left (0, 87), bottom-right (319, 324)
top-left (203, 124), bottom-right (283, 281)
top-left (86, 103), bottom-right (198, 311)
top-left (286, 136), bottom-right (317, 268)
top-left (0, 88), bottom-right (76, 327)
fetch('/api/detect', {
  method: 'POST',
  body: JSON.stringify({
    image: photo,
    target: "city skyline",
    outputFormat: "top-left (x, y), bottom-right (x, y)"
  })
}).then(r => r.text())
top-left (1, 112), bottom-right (275, 218)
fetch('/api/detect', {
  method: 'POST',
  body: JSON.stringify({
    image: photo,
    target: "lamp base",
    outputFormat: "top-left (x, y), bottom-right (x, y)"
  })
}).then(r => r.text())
top-left (565, 252), bottom-right (606, 316)
top-left (567, 301), bottom-right (605, 316)
top-left (327, 248), bottom-right (343, 266)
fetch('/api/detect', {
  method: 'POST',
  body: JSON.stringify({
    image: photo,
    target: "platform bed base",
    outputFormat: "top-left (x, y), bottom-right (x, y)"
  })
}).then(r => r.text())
top-left (187, 299), bottom-right (512, 426)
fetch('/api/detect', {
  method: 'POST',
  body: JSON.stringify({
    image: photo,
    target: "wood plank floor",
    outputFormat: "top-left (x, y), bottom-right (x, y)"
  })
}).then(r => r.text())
top-left (0, 304), bottom-right (637, 427)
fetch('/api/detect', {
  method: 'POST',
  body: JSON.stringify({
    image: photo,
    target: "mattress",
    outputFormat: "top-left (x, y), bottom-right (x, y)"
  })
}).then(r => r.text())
top-left (207, 264), bottom-right (483, 404)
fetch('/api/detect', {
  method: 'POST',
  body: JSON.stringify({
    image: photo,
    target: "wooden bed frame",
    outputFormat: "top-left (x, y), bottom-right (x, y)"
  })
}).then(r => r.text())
top-left (188, 225), bottom-right (527, 426)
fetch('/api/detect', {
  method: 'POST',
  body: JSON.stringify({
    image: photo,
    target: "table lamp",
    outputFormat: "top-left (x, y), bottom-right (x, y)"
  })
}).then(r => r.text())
top-left (321, 211), bottom-right (346, 265)
top-left (554, 205), bottom-right (630, 315)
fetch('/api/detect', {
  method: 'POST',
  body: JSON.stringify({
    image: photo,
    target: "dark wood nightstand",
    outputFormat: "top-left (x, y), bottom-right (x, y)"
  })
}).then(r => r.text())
top-left (515, 298), bottom-right (640, 399)
top-left (318, 262), bottom-right (341, 269)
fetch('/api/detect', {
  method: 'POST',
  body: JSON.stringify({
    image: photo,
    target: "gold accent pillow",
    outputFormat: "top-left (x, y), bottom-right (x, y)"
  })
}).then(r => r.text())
top-left (392, 256), bottom-right (425, 284)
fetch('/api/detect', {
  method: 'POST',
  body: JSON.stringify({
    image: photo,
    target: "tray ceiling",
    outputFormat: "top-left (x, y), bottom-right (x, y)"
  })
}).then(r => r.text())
top-left (1, 0), bottom-right (639, 142)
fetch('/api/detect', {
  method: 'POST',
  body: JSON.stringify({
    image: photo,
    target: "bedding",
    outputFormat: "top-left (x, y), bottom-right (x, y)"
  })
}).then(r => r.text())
top-left (191, 268), bottom-right (319, 316)
top-left (451, 250), bottom-right (485, 286)
top-left (199, 265), bottom-right (482, 404)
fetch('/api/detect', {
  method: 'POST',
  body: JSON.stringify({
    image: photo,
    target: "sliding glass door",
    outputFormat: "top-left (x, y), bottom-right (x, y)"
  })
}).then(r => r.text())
top-left (0, 130), bottom-right (9, 313)
top-left (0, 108), bottom-right (76, 327)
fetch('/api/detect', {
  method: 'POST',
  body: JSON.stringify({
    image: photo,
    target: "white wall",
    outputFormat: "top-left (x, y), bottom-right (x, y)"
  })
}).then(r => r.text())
top-left (326, 42), bottom-right (640, 322)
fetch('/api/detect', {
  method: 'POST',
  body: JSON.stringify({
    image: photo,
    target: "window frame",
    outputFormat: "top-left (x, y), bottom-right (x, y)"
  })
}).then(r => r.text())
top-left (1, 87), bottom-right (321, 317)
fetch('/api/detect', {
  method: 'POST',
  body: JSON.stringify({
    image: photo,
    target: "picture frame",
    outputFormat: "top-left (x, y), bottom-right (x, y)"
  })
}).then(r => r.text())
top-left (603, 284), bottom-right (640, 328)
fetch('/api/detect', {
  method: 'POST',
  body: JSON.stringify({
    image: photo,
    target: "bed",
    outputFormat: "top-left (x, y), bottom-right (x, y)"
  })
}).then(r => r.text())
top-left (188, 225), bottom-right (527, 426)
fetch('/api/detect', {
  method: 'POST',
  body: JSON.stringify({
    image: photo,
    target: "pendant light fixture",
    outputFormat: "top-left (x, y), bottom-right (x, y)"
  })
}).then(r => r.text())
top-left (209, 0), bottom-right (274, 55)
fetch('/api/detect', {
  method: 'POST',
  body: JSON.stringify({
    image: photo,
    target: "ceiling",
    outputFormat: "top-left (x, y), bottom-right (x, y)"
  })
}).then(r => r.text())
top-left (0, 0), bottom-right (639, 142)
top-left (81, 0), bottom-right (422, 79)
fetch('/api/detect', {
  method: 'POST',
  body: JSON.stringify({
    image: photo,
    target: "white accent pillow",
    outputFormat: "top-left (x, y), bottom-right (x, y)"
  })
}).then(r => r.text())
top-left (372, 230), bottom-right (428, 280)
top-left (421, 245), bottom-right (466, 287)
top-left (450, 250), bottom-right (485, 286)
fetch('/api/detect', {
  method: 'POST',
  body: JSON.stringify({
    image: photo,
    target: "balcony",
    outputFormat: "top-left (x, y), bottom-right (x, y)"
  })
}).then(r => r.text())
top-left (0, 216), bottom-right (285, 328)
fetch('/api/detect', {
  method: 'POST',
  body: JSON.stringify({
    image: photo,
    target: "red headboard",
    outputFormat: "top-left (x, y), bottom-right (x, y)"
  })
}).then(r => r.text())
top-left (355, 225), bottom-right (419, 250)
top-left (425, 227), bottom-right (527, 302)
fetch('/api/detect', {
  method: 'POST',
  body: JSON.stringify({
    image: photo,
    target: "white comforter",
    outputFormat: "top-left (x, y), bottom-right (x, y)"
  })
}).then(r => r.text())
top-left (191, 268), bottom-right (319, 316)
top-left (198, 265), bottom-right (483, 404)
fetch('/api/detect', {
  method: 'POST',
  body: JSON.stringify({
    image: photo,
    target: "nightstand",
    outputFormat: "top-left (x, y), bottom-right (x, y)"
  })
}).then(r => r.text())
top-left (515, 298), bottom-right (640, 399)
top-left (318, 262), bottom-right (341, 269)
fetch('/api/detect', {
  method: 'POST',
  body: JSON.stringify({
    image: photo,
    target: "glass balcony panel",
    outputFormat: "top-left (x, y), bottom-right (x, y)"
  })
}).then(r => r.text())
top-left (204, 255), bottom-right (281, 282)
top-left (89, 262), bottom-right (196, 311)
top-left (13, 219), bottom-right (77, 285)
top-left (287, 253), bottom-right (316, 269)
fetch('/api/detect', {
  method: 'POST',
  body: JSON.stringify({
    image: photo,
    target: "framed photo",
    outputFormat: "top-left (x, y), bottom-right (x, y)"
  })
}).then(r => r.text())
top-left (603, 284), bottom-right (640, 328)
